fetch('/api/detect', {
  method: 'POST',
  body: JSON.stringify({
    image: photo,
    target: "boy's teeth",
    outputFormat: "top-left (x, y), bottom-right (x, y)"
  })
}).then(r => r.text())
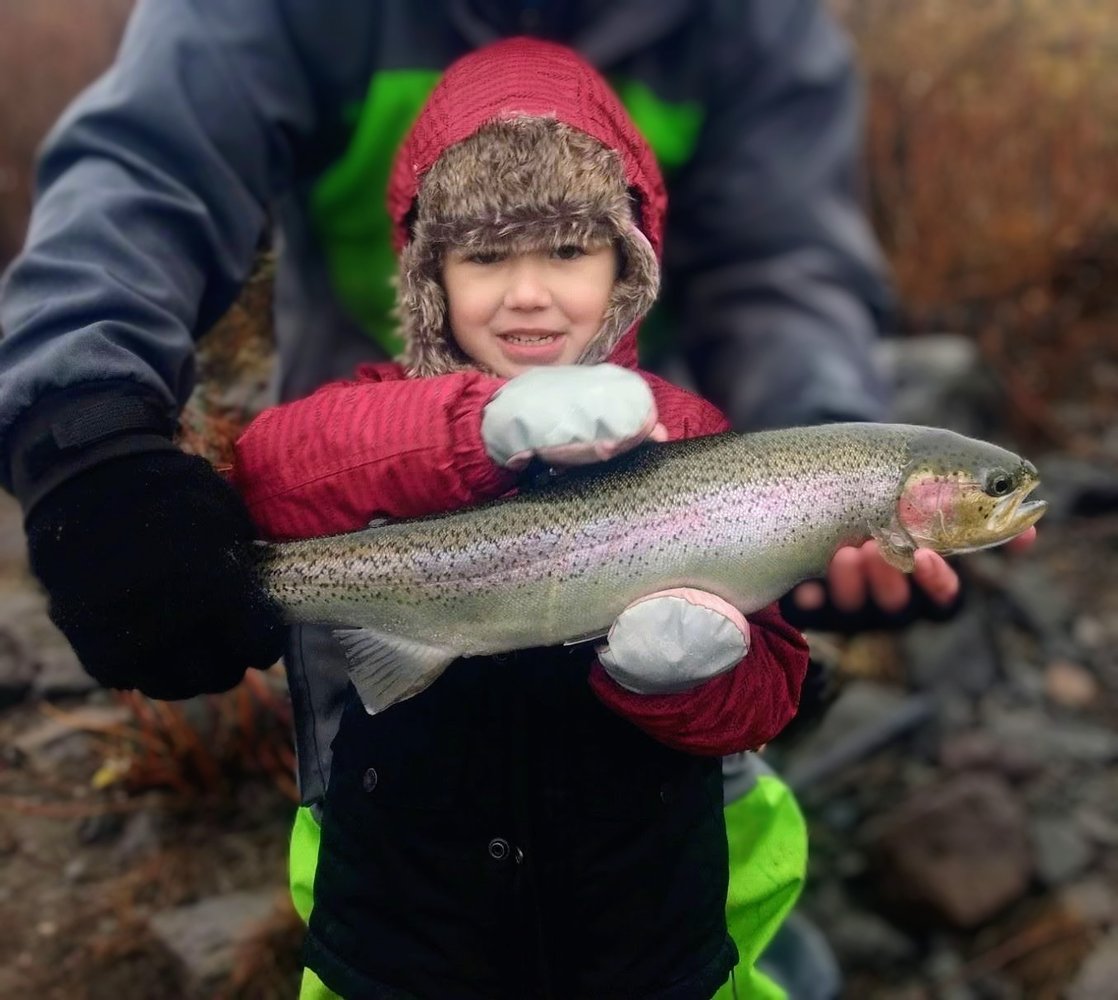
top-left (506, 334), bottom-right (556, 344)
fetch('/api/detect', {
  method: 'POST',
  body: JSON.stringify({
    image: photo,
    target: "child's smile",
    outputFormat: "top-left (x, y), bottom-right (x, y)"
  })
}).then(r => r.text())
top-left (494, 326), bottom-right (568, 365)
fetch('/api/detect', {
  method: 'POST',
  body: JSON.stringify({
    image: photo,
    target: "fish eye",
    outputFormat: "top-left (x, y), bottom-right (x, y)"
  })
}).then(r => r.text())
top-left (985, 470), bottom-right (1013, 497)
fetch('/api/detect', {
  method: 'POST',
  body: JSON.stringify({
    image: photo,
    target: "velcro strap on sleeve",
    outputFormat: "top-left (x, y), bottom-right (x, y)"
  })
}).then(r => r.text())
top-left (7, 385), bottom-right (177, 512)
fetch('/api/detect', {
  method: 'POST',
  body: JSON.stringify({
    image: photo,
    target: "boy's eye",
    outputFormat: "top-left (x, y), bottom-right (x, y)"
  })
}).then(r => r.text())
top-left (553, 244), bottom-right (587, 261)
top-left (467, 250), bottom-right (505, 265)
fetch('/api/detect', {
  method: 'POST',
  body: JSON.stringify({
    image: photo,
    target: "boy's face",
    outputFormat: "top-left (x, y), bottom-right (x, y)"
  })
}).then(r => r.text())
top-left (442, 243), bottom-right (616, 377)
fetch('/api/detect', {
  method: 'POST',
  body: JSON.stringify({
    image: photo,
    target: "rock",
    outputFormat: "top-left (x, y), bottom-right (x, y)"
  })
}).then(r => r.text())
top-left (32, 641), bottom-right (96, 698)
top-left (901, 600), bottom-right (1001, 697)
top-left (112, 810), bottom-right (165, 865)
top-left (826, 907), bottom-right (918, 971)
top-left (1028, 453), bottom-right (1118, 522)
top-left (840, 632), bottom-right (905, 684)
top-left (923, 936), bottom-right (974, 998)
top-left (1030, 816), bottom-right (1095, 887)
top-left (996, 562), bottom-right (1077, 658)
top-left (872, 774), bottom-right (1032, 928)
top-left (14, 705), bottom-right (131, 755)
top-left (984, 708), bottom-right (1118, 765)
top-left (781, 680), bottom-right (920, 787)
top-left (818, 797), bottom-right (863, 833)
top-left (1072, 615), bottom-right (1109, 652)
top-left (76, 811), bottom-right (127, 847)
top-left (1076, 808), bottom-right (1118, 848)
top-left (1044, 660), bottom-right (1099, 709)
top-left (939, 730), bottom-right (997, 770)
top-left (0, 584), bottom-right (96, 701)
top-left (1066, 930), bottom-right (1118, 1000)
top-left (1060, 881), bottom-right (1118, 928)
top-left (938, 729), bottom-right (1043, 781)
top-left (63, 857), bottom-right (90, 883)
top-left (0, 627), bottom-right (34, 706)
top-left (148, 889), bottom-right (287, 990)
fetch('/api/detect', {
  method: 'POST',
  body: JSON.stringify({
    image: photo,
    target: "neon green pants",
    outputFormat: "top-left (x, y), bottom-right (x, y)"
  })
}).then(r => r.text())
top-left (292, 773), bottom-right (806, 999)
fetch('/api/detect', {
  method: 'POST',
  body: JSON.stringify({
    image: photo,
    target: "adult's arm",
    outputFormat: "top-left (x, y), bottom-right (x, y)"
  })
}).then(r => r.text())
top-left (0, 0), bottom-right (360, 698)
top-left (0, 0), bottom-right (336, 505)
top-left (665, 0), bottom-right (893, 431)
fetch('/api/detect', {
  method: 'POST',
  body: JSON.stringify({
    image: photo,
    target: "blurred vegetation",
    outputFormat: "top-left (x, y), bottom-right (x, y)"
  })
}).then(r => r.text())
top-left (839, 0), bottom-right (1118, 455)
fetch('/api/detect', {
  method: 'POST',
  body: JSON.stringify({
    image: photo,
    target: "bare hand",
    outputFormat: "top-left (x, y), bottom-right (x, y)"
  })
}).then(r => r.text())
top-left (792, 526), bottom-right (1038, 614)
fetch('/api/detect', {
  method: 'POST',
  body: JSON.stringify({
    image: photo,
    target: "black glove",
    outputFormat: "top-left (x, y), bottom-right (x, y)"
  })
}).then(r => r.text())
top-left (25, 448), bottom-right (286, 699)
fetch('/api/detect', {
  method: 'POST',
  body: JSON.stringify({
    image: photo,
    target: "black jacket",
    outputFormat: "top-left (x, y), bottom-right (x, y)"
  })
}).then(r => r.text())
top-left (308, 647), bottom-right (735, 999)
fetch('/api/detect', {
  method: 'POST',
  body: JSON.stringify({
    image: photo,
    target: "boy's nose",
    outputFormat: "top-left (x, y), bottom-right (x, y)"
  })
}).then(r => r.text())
top-left (502, 260), bottom-right (552, 310)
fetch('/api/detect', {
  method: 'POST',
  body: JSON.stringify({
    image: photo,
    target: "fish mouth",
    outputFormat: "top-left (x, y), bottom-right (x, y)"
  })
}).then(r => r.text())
top-left (990, 479), bottom-right (1047, 536)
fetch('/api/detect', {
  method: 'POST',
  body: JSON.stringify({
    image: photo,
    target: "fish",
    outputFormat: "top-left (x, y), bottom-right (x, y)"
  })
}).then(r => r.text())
top-left (251, 423), bottom-right (1046, 713)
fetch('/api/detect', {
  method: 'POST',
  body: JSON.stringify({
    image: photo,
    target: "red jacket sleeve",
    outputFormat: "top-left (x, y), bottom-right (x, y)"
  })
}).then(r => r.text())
top-left (231, 363), bottom-right (515, 540)
top-left (642, 370), bottom-right (733, 438)
top-left (589, 369), bottom-right (809, 755)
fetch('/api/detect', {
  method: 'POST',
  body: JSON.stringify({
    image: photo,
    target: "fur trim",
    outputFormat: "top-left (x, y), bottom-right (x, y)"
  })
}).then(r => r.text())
top-left (398, 116), bottom-right (660, 377)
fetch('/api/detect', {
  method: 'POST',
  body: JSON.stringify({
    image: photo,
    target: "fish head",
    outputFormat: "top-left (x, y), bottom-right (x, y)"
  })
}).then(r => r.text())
top-left (895, 429), bottom-right (1048, 556)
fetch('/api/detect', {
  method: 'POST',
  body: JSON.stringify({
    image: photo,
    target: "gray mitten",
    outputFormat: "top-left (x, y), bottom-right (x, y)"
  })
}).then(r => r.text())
top-left (598, 588), bottom-right (750, 694)
top-left (481, 364), bottom-right (663, 470)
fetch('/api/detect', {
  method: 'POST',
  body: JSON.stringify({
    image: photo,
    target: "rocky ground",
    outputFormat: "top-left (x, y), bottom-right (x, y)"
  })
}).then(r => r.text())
top-left (1, 337), bottom-right (1117, 999)
top-left (0, 486), bottom-right (302, 999)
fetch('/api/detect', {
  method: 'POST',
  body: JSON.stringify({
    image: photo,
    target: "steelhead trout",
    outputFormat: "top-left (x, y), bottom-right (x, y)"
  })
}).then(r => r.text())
top-left (252, 423), bottom-right (1046, 712)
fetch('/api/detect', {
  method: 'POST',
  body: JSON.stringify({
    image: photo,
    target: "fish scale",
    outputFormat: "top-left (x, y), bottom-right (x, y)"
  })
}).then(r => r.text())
top-left (251, 423), bottom-right (1045, 712)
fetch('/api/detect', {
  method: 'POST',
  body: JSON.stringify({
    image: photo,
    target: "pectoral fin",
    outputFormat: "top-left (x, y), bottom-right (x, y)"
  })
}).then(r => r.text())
top-left (870, 520), bottom-right (917, 572)
top-left (333, 628), bottom-right (457, 714)
top-left (563, 628), bottom-right (609, 647)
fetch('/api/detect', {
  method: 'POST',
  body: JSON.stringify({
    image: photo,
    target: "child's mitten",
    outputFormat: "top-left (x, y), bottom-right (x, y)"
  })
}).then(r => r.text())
top-left (596, 589), bottom-right (749, 693)
top-left (480, 364), bottom-right (664, 470)
top-left (589, 598), bottom-right (809, 756)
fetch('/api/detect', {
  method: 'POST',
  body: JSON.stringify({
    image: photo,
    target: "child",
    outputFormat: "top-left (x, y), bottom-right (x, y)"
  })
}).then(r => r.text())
top-left (234, 38), bottom-right (809, 1000)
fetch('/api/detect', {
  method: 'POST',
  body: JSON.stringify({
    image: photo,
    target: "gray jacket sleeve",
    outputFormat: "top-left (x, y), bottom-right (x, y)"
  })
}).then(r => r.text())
top-left (665, 0), bottom-right (893, 430)
top-left (0, 0), bottom-right (322, 493)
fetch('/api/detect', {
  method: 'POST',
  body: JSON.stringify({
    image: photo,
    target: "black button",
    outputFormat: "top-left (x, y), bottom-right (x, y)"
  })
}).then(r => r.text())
top-left (488, 837), bottom-right (510, 861)
top-left (362, 767), bottom-right (378, 793)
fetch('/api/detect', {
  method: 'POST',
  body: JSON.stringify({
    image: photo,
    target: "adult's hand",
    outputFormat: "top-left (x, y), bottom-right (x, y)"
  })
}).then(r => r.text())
top-left (785, 527), bottom-right (1038, 630)
top-left (26, 449), bottom-right (286, 699)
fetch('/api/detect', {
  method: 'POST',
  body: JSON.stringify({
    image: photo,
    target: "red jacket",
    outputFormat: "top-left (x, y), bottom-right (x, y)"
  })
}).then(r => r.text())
top-left (233, 361), bottom-right (807, 754)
